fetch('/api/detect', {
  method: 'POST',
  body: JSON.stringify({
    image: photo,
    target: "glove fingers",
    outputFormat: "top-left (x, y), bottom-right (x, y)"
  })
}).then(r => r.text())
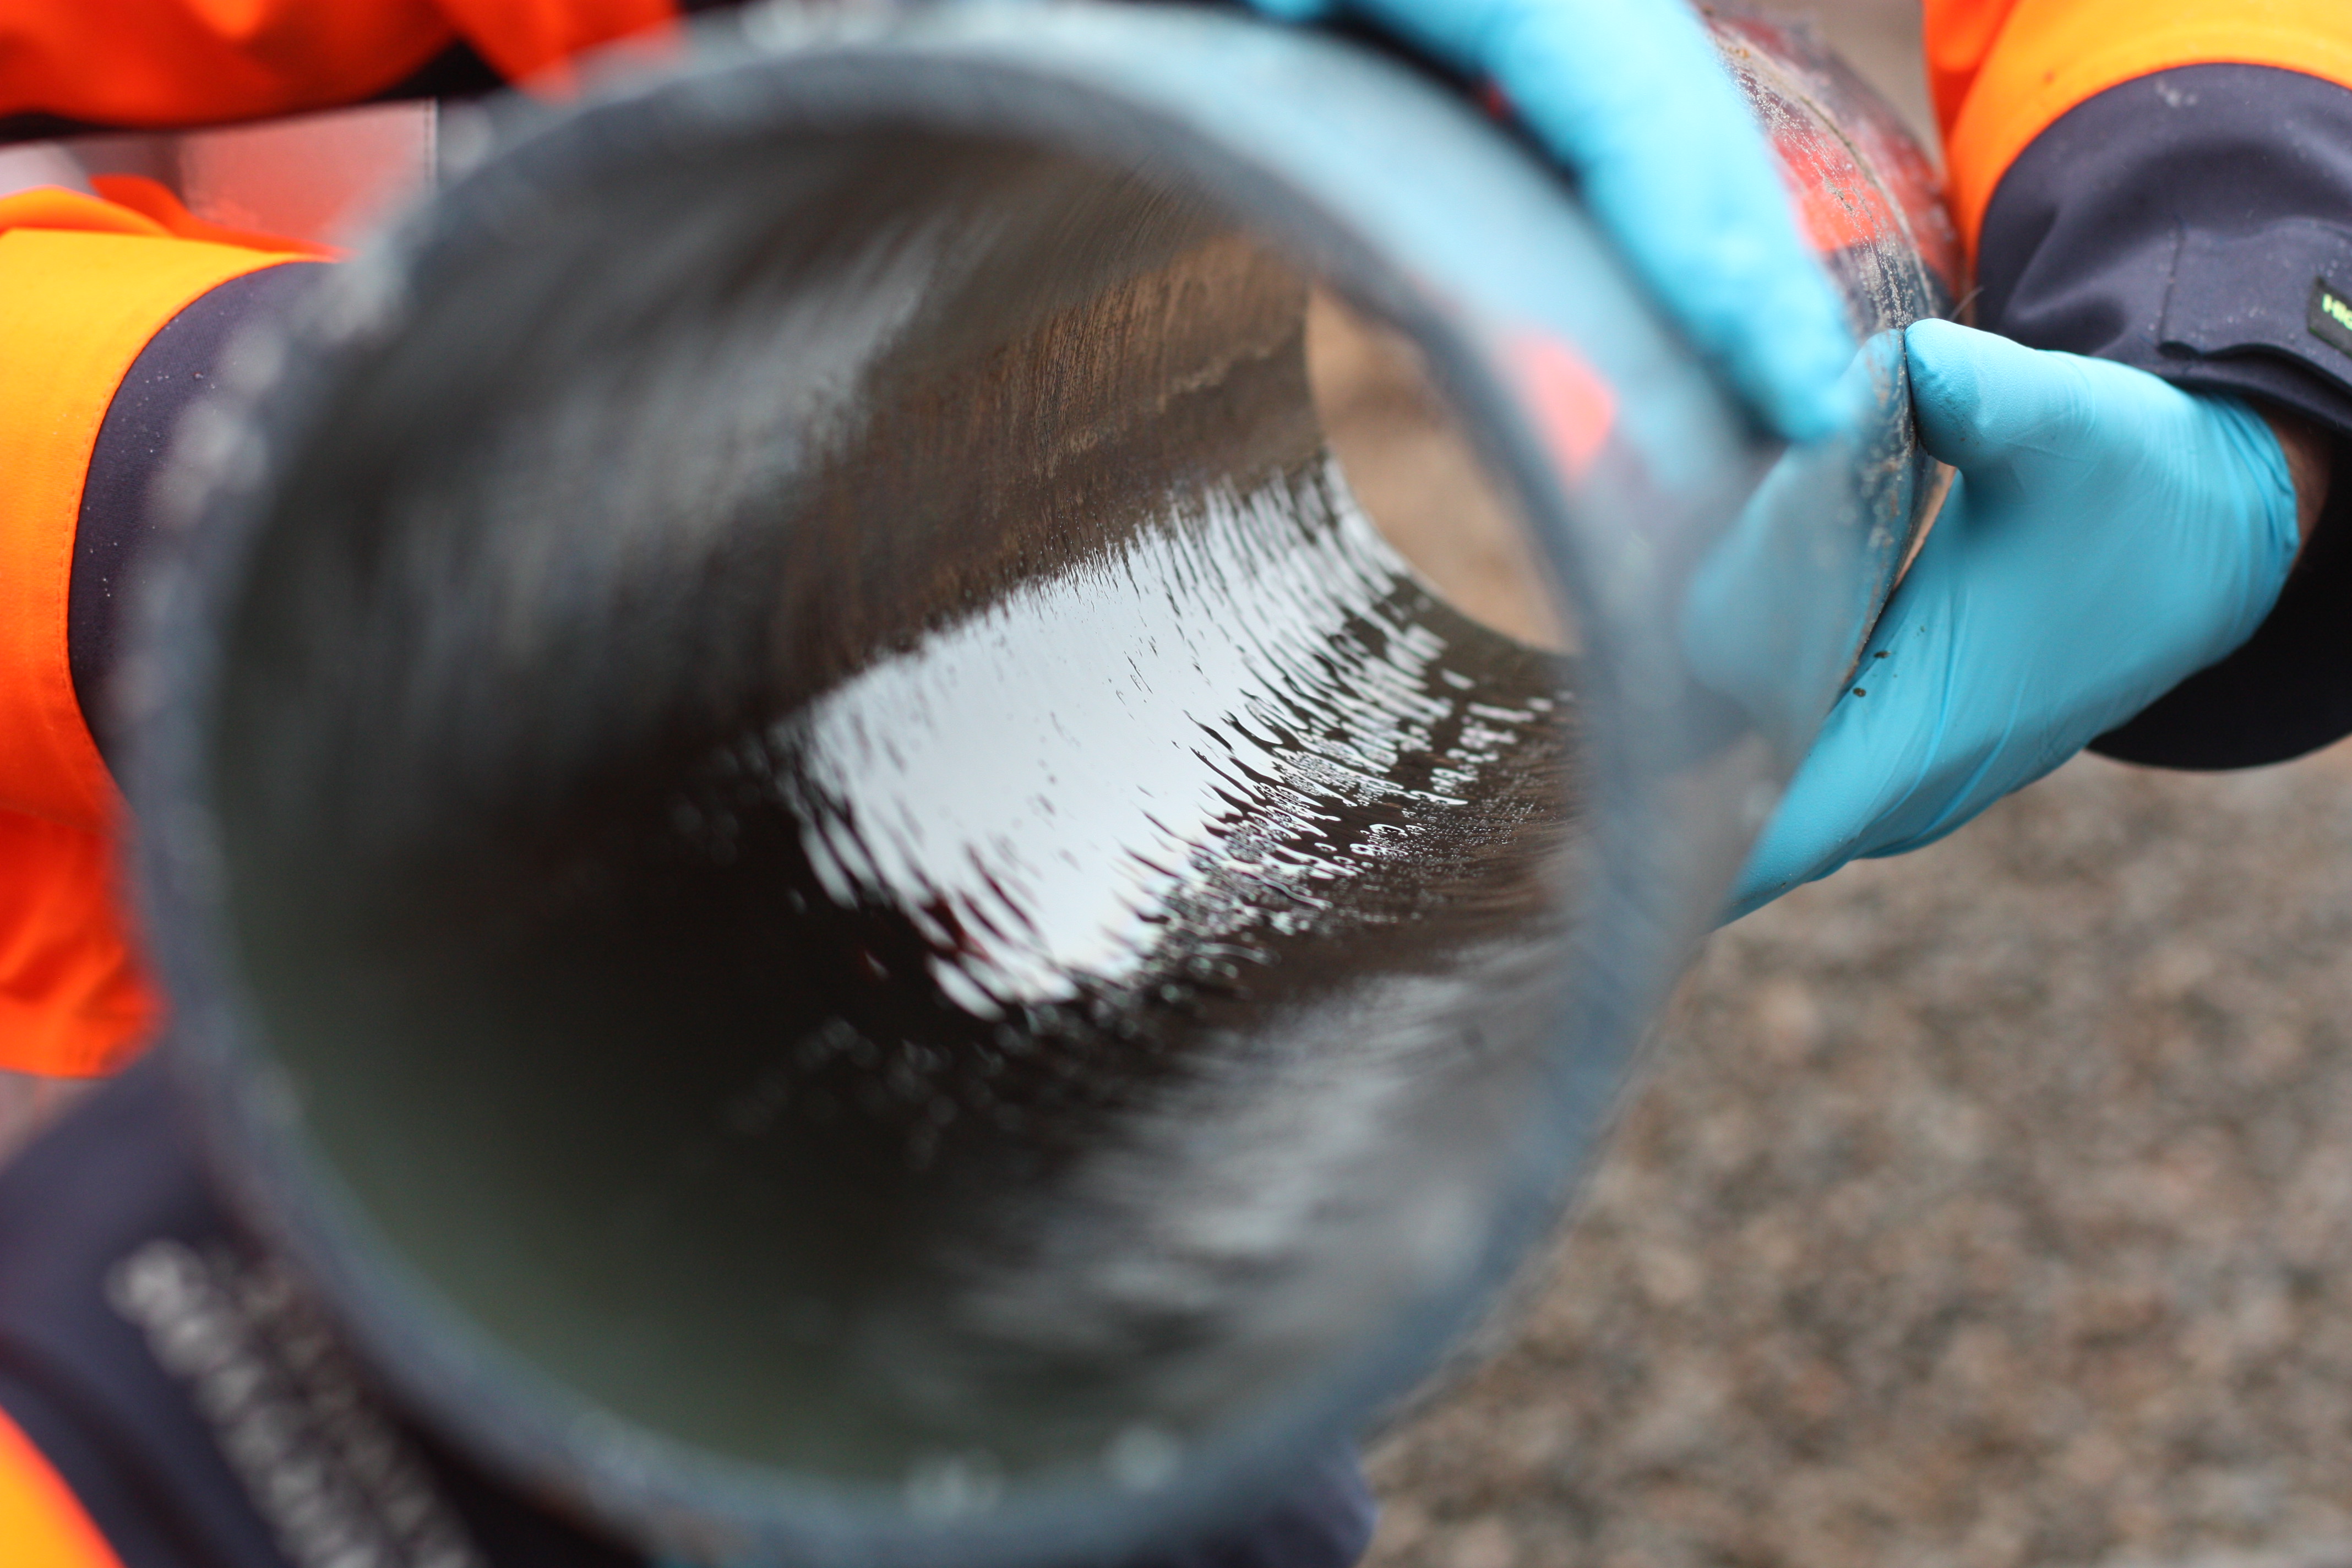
top-left (1308, 0), bottom-right (1854, 442)
top-left (1572, 133), bottom-right (1856, 442)
top-left (1730, 322), bottom-right (2307, 925)
top-left (1482, 3), bottom-right (1853, 440)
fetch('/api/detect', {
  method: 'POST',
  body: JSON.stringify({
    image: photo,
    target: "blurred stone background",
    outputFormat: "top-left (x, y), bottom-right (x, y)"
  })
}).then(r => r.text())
top-left (1366, 751), bottom-right (2352, 1568)
top-left (1360, 7), bottom-right (2352, 1568)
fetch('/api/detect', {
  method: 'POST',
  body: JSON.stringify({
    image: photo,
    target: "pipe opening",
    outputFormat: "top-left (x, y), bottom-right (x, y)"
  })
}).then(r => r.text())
top-left (205, 124), bottom-right (1586, 1516)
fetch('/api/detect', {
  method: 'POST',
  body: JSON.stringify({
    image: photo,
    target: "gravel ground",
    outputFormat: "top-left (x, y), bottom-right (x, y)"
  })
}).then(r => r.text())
top-left (1357, 10), bottom-right (2352, 1568)
top-left (1364, 745), bottom-right (2352, 1568)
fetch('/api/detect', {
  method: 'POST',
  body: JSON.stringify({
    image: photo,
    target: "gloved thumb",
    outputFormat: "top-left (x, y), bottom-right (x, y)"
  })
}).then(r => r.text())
top-left (1905, 317), bottom-right (2106, 503)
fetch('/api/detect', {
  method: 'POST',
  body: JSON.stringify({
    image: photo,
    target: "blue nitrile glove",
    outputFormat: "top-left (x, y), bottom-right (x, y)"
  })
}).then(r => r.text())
top-left (1246, 0), bottom-right (1853, 440)
top-left (1726, 318), bottom-right (2302, 918)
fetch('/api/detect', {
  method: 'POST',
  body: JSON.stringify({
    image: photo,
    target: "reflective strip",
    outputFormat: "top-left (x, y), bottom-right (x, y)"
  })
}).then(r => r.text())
top-left (0, 1404), bottom-right (124, 1568)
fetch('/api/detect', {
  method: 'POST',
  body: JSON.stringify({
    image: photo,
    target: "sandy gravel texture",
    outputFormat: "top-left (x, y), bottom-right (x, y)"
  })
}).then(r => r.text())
top-left (1363, 747), bottom-right (2352, 1568)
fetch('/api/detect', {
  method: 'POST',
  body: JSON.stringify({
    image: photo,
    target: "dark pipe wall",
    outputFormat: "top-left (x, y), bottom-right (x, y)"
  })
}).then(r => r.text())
top-left (217, 133), bottom-right (1580, 1489)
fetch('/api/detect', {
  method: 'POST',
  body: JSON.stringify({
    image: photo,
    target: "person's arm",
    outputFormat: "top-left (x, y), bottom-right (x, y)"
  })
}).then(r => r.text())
top-left (1961, 43), bottom-right (2352, 766)
top-left (0, 0), bottom-right (680, 137)
top-left (1941, 0), bottom-right (2352, 767)
top-left (1728, 2), bottom-right (2352, 916)
top-left (0, 181), bottom-right (329, 1077)
top-left (0, 0), bottom-right (750, 1080)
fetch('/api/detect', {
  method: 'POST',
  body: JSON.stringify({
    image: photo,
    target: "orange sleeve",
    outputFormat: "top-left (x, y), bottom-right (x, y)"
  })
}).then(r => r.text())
top-left (0, 0), bottom-right (679, 129)
top-left (0, 816), bottom-right (158, 1079)
top-left (0, 1403), bottom-right (125, 1568)
top-left (1925, 0), bottom-right (2352, 259)
top-left (0, 188), bottom-right (311, 833)
top-left (0, 184), bottom-right (317, 1076)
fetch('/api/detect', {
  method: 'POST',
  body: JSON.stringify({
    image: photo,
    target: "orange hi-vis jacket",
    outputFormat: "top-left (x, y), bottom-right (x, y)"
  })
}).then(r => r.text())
top-left (0, 0), bottom-right (680, 1089)
top-left (0, 3), bottom-right (2348, 1074)
top-left (1927, 0), bottom-right (2352, 258)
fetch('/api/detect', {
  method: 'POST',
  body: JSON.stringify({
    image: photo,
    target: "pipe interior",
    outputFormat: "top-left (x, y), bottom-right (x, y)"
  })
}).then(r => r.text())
top-left (209, 128), bottom-right (1590, 1504)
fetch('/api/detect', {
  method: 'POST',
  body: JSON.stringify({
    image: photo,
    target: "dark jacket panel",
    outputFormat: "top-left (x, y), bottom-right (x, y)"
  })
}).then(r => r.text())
top-left (1975, 63), bottom-right (2352, 768)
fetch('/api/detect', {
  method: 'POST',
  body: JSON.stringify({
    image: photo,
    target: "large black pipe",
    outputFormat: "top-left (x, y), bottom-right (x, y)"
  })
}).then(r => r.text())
top-left (127, 7), bottom-right (1954, 1564)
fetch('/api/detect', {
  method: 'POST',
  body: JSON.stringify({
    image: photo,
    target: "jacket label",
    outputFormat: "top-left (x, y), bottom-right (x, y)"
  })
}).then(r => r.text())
top-left (2310, 276), bottom-right (2352, 358)
top-left (107, 1238), bottom-right (488, 1568)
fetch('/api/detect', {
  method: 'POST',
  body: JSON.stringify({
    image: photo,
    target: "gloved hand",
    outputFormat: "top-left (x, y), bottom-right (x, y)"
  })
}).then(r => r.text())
top-left (1245, 0), bottom-right (1852, 441)
top-left (1727, 318), bottom-right (2302, 919)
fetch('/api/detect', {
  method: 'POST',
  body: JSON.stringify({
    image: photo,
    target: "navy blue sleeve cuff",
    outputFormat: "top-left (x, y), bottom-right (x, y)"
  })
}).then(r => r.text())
top-left (1975, 63), bottom-right (2352, 769)
top-left (69, 261), bottom-right (325, 774)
